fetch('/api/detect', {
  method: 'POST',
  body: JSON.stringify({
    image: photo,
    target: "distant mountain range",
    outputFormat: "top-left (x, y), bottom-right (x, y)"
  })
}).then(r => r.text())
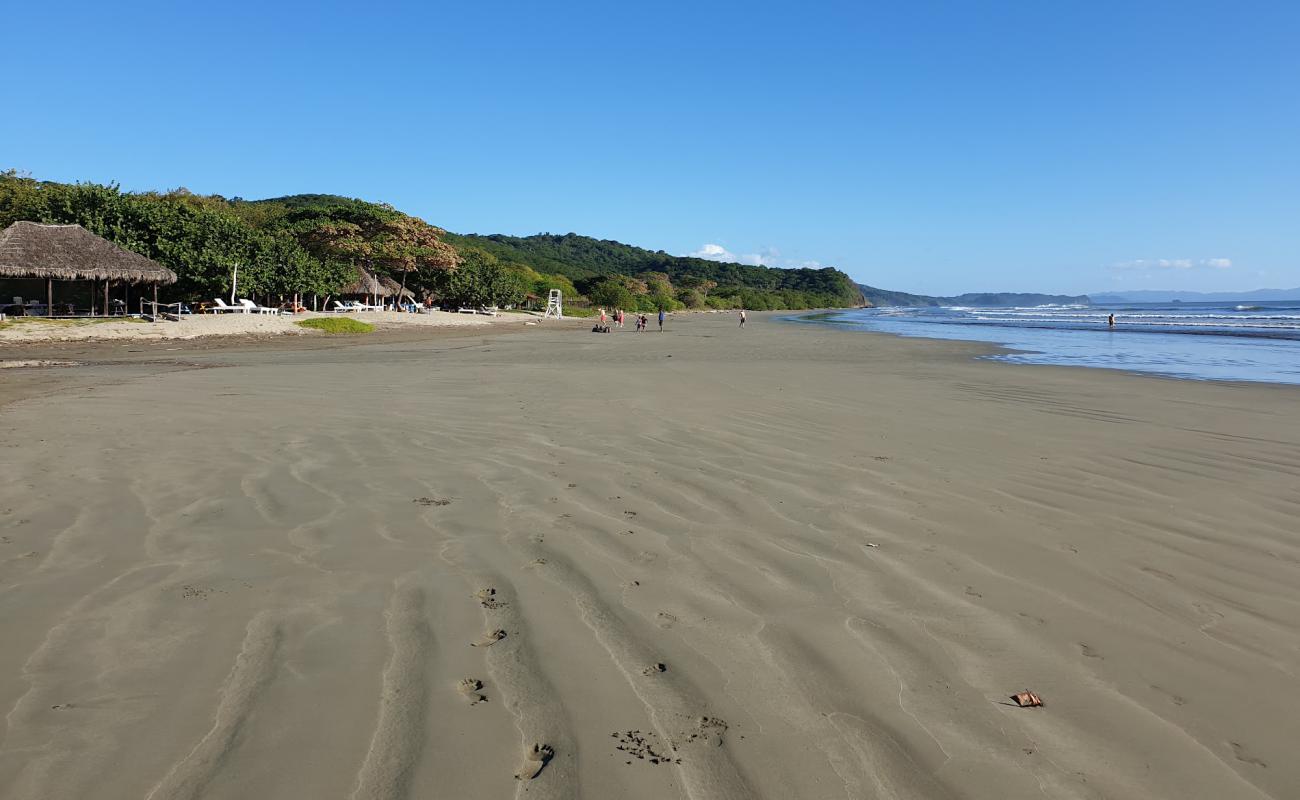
top-left (857, 284), bottom-right (1090, 308)
top-left (1090, 288), bottom-right (1300, 303)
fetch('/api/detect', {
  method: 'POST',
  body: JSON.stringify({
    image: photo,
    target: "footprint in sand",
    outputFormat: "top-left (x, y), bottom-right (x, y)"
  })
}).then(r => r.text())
top-left (613, 730), bottom-right (680, 765)
top-left (655, 611), bottom-right (678, 629)
top-left (1079, 643), bottom-right (1103, 660)
top-left (1229, 741), bottom-right (1267, 768)
top-left (964, 586), bottom-right (983, 599)
top-left (567, 483), bottom-right (577, 489)
top-left (515, 743), bottom-right (554, 780)
top-left (471, 629), bottom-right (507, 647)
top-left (680, 716), bottom-right (728, 747)
top-left (457, 678), bottom-right (487, 705)
top-left (526, 558), bottom-right (548, 568)
top-left (641, 662), bottom-right (667, 676)
top-left (1193, 602), bottom-right (1225, 627)
top-left (475, 587), bottom-right (506, 609)
top-left (624, 510), bottom-right (637, 517)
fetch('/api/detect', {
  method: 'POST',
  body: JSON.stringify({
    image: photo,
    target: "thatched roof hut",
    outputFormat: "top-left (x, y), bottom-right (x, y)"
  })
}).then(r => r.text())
top-left (341, 267), bottom-right (388, 296)
top-left (0, 222), bottom-right (178, 284)
top-left (378, 275), bottom-right (415, 299)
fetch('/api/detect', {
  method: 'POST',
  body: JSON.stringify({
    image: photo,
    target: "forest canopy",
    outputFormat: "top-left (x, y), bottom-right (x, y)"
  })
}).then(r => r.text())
top-left (1, 173), bottom-right (864, 311)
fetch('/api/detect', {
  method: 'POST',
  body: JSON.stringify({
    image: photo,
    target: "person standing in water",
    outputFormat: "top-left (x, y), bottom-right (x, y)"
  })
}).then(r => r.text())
top-left (657, 308), bottom-right (666, 332)
top-left (739, 308), bottom-right (747, 328)
top-left (1107, 313), bottom-right (1115, 328)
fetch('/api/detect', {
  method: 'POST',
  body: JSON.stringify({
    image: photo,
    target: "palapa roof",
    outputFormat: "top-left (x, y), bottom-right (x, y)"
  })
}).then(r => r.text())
top-left (342, 266), bottom-right (389, 296)
top-left (378, 275), bottom-right (415, 299)
top-left (0, 221), bottom-right (178, 284)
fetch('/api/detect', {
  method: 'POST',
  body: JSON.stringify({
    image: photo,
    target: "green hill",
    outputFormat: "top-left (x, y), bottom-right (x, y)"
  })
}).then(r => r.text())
top-left (1, 176), bottom-right (863, 311)
top-left (445, 232), bottom-right (864, 310)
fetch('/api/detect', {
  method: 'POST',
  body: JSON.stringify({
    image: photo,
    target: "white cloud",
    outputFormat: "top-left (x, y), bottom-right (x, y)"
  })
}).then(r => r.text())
top-left (688, 243), bottom-right (736, 261)
top-left (738, 246), bottom-right (781, 266)
top-left (688, 244), bottom-right (787, 266)
top-left (686, 244), bottom-right (828, 270)
top-left (1111, 258), bottom-right (1232, 271)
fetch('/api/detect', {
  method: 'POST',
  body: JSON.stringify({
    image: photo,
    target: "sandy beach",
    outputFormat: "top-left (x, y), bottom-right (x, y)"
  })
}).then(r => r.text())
top-left (1, 312), bottom-right (1297, 800)
top-left (0, 310), bottom-right (509, 344)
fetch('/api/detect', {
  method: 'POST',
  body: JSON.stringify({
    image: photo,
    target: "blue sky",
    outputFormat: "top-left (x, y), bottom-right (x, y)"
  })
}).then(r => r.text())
top-left (2, 1), bottom-right (1297, 295)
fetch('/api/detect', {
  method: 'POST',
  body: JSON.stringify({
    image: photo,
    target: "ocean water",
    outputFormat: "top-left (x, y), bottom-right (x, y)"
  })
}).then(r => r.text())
top-left (797, 301), bottom-right (1300, 385)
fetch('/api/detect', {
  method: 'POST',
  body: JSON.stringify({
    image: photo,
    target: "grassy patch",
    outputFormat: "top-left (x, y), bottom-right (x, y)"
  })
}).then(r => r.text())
top-left (295, 317), bottom-right (375, 334)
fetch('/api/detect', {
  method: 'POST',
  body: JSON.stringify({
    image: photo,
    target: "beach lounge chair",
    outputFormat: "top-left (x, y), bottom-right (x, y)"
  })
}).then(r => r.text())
top-left (238, 298), bottom-right (279, 315)
top-left (209, 298), bottom-right (247, 313)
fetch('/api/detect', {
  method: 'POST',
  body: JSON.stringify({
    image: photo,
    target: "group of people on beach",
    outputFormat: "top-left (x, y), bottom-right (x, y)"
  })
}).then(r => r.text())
top-left (596, 307), bottom-right (668, 332)
top-left (593, 307), bottom-right (747, 333)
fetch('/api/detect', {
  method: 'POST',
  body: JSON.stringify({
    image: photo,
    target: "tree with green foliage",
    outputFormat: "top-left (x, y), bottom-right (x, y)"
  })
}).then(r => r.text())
top-left (263, 198), bottom-right (459, 296)
top-left (0, 174), bottom-right (349, 298)
top-left (431, 247), bottom-right (525, 308)
top-left (586, 277), bottom-right (637, 311)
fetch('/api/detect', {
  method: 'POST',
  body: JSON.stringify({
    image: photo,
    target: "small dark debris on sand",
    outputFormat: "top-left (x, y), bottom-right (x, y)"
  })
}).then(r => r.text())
top-left (413, 497), bottom-right (451, 506)
top-left (613, 730), bottom-right (681, 765)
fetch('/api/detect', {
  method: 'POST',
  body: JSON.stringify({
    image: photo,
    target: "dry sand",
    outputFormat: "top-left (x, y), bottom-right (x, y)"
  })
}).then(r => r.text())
top-left (0, 310), bottom-right (506, 344)
top-left (0, 313), bottom-right (1296, 799)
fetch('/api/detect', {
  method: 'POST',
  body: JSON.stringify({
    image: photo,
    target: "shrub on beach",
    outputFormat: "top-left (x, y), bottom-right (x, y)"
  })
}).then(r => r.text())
top-left (295, 317), bottom-right (374, 334)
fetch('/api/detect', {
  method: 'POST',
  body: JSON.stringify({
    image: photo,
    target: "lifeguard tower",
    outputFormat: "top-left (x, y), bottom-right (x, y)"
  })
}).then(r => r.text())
top-left (543, 289), bottom-right (563, 319)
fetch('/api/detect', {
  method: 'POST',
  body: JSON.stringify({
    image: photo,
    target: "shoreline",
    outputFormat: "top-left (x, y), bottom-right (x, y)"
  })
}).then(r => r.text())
top-left (785, 308), bottom-right (1300, 388)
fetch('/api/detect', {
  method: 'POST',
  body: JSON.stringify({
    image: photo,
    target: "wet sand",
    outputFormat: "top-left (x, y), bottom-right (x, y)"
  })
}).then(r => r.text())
top-left (1, 313), bottom-right (1297, 799)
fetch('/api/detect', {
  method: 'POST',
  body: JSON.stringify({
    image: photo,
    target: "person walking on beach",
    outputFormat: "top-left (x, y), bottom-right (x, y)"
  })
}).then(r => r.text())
top-left (658, 308), bottom-right (666, 332)
top-left (617, 309), bottom-right (625, 328)
top-left (639, 313), bottom-right (648, 332)
top-left (599, 308), bottom-right (607, 327)
top-left (739, 308), bottom-right (747, 328)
